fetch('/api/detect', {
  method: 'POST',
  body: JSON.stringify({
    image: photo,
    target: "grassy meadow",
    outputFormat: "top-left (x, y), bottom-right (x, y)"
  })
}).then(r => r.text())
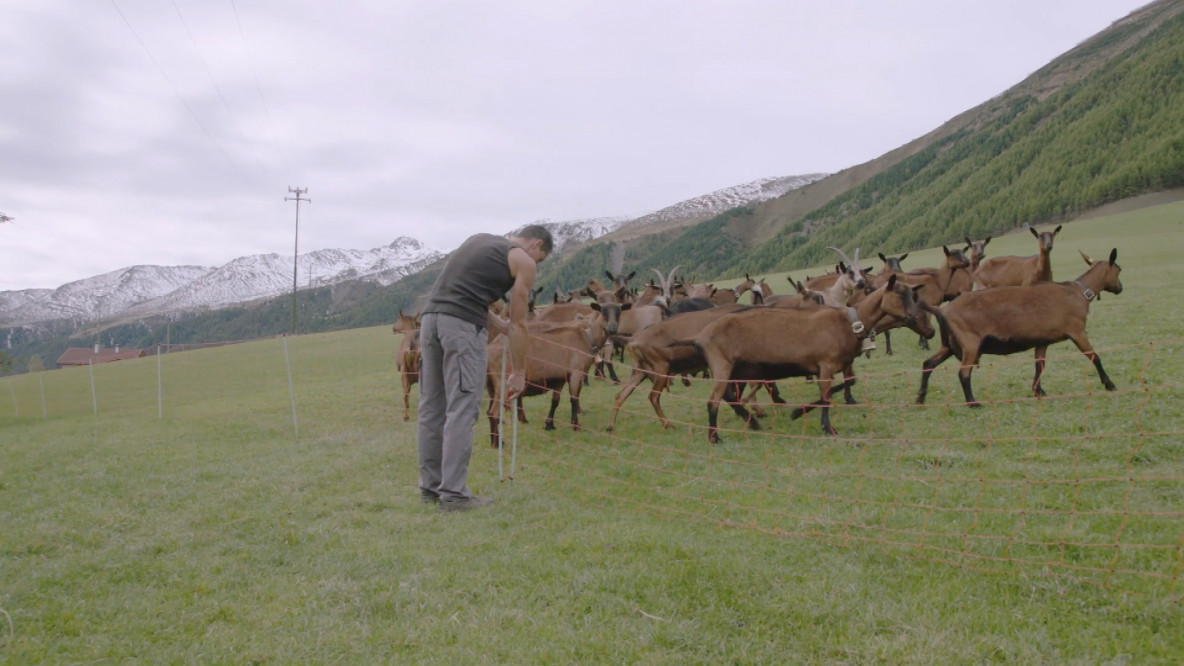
top-left (2, 204), bottom-right (1183, 663)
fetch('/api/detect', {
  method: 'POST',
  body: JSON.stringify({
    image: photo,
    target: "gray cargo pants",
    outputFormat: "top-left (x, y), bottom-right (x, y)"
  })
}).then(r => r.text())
top-left (416, 312), bottom-right (487, 500)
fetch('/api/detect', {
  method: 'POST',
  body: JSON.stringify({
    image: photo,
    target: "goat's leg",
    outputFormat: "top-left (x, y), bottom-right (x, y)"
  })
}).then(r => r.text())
top-left (607, 368), bottom-right (648, 432)
top-left (517, 395), bottom-right (528, 423)
top-left (957, 350), bottom-right (982, 407)
top-left (817, 378), bottom-right (838, 436)
top-left (1032, 345), bottom-right (1049, 397)
top-left (544, 387), bottom-right (561, 430)
top-left (883, 330), bottom-right (893, 356)
top-left (706, 379), bottom-right (729, 443)
top-left (402, 382), bottom-right (412, 422)
top-left (840, 365), bottom-right (857, 404)
top-left (648, 374), bottom-right (674, 429)
top-left (917, 346), bottom-right (954, 404)
top-left (739, 382), bottom-right (767, 419)
top-left (724, 382), bottom-right (760, 430)
top-left (569, 374), bottom-right (584, 431)
top-left (1069, 332), bottom-right (1117, 391)
top-left (486, 394), bottom-right (502, 449)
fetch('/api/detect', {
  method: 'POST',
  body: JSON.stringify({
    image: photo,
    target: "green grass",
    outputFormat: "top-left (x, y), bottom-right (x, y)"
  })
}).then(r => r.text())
top-left (2, 205), bottom-right (1184, 663)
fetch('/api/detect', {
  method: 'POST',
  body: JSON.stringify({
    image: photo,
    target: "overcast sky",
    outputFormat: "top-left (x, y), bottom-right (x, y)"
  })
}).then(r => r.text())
top-left (0, 0), bottom-right (1151, 292)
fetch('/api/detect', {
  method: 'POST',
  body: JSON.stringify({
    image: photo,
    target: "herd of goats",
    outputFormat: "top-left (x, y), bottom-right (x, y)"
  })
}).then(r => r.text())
top-left (393, 225), bottom-right (1125, 443)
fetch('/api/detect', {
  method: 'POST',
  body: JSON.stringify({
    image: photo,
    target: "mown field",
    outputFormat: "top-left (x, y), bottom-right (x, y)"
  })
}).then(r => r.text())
top-left (2, 204), bottom-right (1183, 663)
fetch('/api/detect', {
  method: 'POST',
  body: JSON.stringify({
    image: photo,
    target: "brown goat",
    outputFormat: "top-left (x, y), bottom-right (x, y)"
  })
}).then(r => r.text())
top-left (485, 313), bottom-right (608, 447)
top-left (694, 275), bottom-right (932, 439)
top-left (871, 245), bottom-right (971, 354)
top-left (917, 248), bottom-right (1123, 406)
top-left (392, 310), bottom-right (421, 421)
top-left (964, 236), bottom-right (991, 273)
top-left (606, 304), bottom-right (748, 432)
top-left (973, 225), bottom-right (1061, 289)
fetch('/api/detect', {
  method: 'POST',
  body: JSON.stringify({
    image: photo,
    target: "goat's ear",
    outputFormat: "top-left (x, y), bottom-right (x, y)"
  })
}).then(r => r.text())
top-left (1054, 225), bottom-right (1063, 235)
top-left (1030, 226), bottom-right (1040, 238)
top-left (621, 303), bottom-right (632, 311)
top-left (900, 253), bottom-right (908, 262)
top-left (1109, 248), bottom-right (1118, 265)
top-left (589, 302), bottom-right (602, 312)
top-left (878, 252), bottom-right (888, 262)
top-left (605, 271), bottom-right (615, 282)
top-left (626, 271), bottom-right (636, 281)
top-left (942, 245), bottom-right (950, 256)
top-left (983, 236), bottom-right (991, 246)
top-left (964, 236), bottom-right (973, 246)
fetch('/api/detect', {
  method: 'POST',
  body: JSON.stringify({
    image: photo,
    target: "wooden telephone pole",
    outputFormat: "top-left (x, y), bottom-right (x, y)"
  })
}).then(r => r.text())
top-left (284, 187), bottom-right (310, 334)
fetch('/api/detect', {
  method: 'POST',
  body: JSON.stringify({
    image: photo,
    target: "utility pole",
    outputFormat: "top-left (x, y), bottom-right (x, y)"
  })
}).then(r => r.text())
top-left (284, 187), bottom-right (310, 334)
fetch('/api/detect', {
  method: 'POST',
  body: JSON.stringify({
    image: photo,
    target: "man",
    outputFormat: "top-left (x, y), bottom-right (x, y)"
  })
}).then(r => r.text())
top-left (416, 225), bottom-right (553, 511)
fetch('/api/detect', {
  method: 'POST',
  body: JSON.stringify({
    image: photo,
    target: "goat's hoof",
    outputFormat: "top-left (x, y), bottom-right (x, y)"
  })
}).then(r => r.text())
top-left (572, 423), bottom-right (582, 432)
top-left (605, 425), bottom-right (615, 433)
top-left (845, 397), bottom-right (858, 405)
top-left (1104, 382), bottom-right (1117, 391)
top-left (708, 433), bottom-right (720, 444)
top-left (790, 408), bottom-right (805, 420)
top-left (544, 421), bottom-right (556, 430)
top-left (967, 401), bottom-right (983, 409)
top-left (746, 419), bottom-right (762, 431)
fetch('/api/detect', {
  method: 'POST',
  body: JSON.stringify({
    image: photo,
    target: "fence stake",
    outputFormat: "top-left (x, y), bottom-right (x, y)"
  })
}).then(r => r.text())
top-left (39, 371), bottom-right (46, 418)
top-left (88, 360), bottom-right (97, 415)
top-left (156, 344), bottom-right (163, 419)
top-left (282, 335), bottom-right (299, 438)
top-left (497, 344), bottom-right (507, 480)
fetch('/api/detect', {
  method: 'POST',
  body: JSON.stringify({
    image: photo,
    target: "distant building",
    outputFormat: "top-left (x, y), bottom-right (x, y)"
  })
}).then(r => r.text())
top-left (56, 343), bottom-right (147, 368)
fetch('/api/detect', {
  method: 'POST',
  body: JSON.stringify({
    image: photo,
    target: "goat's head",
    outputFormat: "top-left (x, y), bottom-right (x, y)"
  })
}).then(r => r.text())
top-left (942, 245), bottom-right (971, 270)
top-left (1080, 248), bottom-right (1124, 296)
top-left (964, 236), bottom-right (991, 264)
top-left (1030, 224), bottom-right (1062, 253)
top-left (878, 275), bottom-right (934, 339)
top-left (605, 270), bottom-right (636, 292)
top-left (828, 246), bottom-right (869, 292)
top-left (392, 310), bottom-right (420, 334)
top-left (589, 301), bottom-right (632, 335)
top-left (877, 252), bottom-right (908, 273)
top-left (649, 265), bottom-right (682, 308)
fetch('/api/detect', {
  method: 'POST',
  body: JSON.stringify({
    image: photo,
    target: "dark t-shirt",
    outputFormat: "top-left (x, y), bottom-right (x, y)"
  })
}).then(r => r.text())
top-left (423, 233), bottom-right (518, 328)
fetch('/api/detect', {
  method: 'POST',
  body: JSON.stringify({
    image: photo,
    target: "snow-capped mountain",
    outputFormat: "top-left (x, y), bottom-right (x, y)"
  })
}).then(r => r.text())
top-left (1, 237), bottom-right (443, 327)
top-left (0, 174), bottom-right (826, 328)
top-left (618, 174), bottom-right (829, 231)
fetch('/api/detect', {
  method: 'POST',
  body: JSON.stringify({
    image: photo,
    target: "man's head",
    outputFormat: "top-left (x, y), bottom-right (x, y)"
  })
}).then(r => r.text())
top-left (512, 225), bottom-right (554, 264)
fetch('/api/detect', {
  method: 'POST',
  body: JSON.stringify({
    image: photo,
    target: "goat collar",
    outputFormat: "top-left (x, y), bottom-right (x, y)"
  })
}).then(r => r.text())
top-left (1073, 280), bottom-right (1097, 302)
top-left (846, 307), bottom-right (871, 338)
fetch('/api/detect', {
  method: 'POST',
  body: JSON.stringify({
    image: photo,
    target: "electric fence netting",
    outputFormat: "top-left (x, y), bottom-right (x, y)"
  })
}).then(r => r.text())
top-left (3, 332), bottom-right (1182, 599)
top-left (509, 335), bottom-right (1184, 599)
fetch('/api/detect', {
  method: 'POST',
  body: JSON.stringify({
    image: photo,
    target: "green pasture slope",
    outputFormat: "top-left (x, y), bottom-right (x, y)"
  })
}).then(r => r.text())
top-left (2, 204), bottom-right (1182, 663)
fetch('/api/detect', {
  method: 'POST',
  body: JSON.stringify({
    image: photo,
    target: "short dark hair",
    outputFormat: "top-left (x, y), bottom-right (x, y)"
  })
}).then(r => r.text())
top-left (516, 224), bottom-right (554, 254)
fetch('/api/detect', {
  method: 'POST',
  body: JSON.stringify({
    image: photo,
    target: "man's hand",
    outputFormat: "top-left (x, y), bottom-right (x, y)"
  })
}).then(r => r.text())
top-left (505, 371), bottom-right (526, 405)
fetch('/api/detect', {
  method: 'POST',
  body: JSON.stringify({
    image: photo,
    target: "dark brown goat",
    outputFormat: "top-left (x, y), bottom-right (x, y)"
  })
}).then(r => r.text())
top-left (392, 310), bottom-right (421, 421)
top-left (606, 304), bottom-right (747, 432)
top-left (973, 225), bottom-right (1061, 289)
top-left (917, 248), bottom-right (1123, 406)
top-left (485, 313), bottom-right (608, 447)
top-left (694, 275), bottom-right (932, 439)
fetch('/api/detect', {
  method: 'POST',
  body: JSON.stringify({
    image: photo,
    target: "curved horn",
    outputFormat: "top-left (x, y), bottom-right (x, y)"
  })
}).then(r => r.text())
top-left (852, 248), bottom-right (861, 269)
top-left (1079, 249), bottom-right (1094, 266)
top-left (827, 246), bottom-right (853, 267)
top-left (666, 265), bottom-right (683, 289)
top-left (650, 268), bottom-right (669, 289)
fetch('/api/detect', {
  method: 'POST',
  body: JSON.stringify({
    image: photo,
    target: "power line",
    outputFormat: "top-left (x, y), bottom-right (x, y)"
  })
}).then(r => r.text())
top-left (229, 0), bottom-right (294, 182)
top-left (170, 0), bottom-right (270, 178)
top-left (107, 0), bottom-right (256, 186)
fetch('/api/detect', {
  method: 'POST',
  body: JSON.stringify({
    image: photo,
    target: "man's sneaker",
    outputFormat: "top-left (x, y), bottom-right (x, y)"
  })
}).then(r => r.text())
top-left (438, 495), bottom-right (494, 512)
top-left (420, 490), bottom-right (440, 504)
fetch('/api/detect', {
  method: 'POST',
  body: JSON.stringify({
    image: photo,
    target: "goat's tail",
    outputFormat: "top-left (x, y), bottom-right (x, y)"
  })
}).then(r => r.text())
top-left (920, 303), bottom-right (958, 356)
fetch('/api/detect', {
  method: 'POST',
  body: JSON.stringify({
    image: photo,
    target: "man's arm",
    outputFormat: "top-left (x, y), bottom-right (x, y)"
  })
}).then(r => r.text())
top-left (505, 247), bottom-right (538, 400)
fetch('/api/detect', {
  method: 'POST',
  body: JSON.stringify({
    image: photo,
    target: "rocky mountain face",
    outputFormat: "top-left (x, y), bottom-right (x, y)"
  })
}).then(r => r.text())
top-left (0, 174), bottom-right (826, 329)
